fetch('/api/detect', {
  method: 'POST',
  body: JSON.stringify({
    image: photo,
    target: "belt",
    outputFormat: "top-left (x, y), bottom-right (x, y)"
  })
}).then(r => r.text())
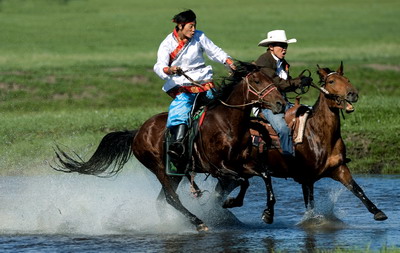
top-left (167, 81), bottom-right (215, 98)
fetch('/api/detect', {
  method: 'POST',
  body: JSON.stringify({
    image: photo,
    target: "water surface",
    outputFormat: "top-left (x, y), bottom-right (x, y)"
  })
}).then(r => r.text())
top-left (0, 163), bottom-right (398, 252)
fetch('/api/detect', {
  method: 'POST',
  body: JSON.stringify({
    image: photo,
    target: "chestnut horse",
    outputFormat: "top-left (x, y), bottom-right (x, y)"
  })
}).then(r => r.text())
top-left (53, 62), bottom-right (286, 232)
top-left (217, 63), bottom-right (388, 223)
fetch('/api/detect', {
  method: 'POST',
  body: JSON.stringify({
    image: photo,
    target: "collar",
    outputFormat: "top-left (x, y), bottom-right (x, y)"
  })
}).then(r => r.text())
top-left (173, 29), bottom-right (188, 43)
top-left (169, 29), bottom-right (190, 65)
top-left (271, 52), bottom-right (280, 63)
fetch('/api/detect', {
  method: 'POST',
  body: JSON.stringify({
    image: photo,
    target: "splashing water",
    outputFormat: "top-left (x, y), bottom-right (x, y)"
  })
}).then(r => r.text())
top-left (0, 162), bottom-right (241, 235)
top-left (297, 186), bottom-right (347, 230)
top-left (0, 171), bottom-right (398, 251)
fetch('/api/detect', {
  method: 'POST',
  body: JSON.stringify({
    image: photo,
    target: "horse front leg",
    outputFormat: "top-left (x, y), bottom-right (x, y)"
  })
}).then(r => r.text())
top-left (158, 175), bottom-right (208, 231)
top-left (261, 172), bottom-right (275, 224)
top-left (332, 165), bottom-right (388, 221)
top-left (302, 183), bottom-right (315, 210)
top-left (216, 177), bottom-right (249, 208)
top-left (346, 179), bottom-right (388, 221)
top-left (213, 177), bottom-right (238, 205)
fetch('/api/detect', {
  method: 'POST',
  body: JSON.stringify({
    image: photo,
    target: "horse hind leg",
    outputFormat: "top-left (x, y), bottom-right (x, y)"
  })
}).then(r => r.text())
top-left (158, 176), bottom-right (208, 231)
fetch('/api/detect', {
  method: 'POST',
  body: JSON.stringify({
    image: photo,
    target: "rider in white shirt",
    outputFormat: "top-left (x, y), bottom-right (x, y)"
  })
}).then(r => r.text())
top-left (154, 9), bottom-right (235, 161)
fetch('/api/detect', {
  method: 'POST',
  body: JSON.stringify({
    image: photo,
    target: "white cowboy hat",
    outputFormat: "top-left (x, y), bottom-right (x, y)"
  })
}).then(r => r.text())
top-left (258, 30), bottom-right (297, 47)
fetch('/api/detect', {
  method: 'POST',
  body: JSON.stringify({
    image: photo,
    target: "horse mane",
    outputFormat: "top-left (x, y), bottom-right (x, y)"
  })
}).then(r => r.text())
top-left (203, 61), bottom-right (259, 107)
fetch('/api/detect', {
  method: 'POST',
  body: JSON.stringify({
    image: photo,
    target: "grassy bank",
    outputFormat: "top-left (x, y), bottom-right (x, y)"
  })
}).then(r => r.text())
top-left (0, 0), bottom-right (399, 175)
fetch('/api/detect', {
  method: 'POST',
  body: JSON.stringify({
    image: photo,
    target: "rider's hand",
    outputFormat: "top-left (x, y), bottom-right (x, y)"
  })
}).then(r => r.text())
top-left (163, 66), bottom-right (181, 75)
top-left (225, 58), bottom-right (236, 71)
top-left (170, 66), bottom-right (182, 75)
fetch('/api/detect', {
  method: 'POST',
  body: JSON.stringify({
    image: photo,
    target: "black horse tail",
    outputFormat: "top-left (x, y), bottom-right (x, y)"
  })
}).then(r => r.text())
top-left (52, 130), bottom-right (138, 177)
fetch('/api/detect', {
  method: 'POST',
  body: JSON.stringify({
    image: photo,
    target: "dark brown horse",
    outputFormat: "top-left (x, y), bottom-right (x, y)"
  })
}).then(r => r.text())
top-left (217, 62), bottom-right (388, 224)
top-left (52, 62), bottom-right (286, 232)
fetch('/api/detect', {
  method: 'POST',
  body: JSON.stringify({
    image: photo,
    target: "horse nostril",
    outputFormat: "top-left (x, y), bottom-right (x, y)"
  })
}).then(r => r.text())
top-left (347, 92), bottom-right (359, 102)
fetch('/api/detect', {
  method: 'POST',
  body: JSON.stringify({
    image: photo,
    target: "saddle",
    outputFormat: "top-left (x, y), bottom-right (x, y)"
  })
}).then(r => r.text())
top-left (250, 97), bottom-right (311, 153)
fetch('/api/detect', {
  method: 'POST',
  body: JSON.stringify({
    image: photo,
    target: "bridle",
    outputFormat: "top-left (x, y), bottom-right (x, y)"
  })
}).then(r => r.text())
top-left (219, 73), bottom-right (277, 108)
top-left (294, 69), bottom-right (349, 106)
top-left (313, 71), bottom-right (351, 106)
top-left (292, 68), bottom-right (349, 107)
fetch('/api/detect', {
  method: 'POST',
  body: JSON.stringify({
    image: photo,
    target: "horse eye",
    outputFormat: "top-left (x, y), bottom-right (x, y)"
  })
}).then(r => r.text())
top-left (329, 80), bottom-right (335, 85)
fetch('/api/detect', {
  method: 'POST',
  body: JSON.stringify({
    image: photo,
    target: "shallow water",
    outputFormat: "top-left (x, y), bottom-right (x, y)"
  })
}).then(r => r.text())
top-left (0, 162), bottom-right (398, 252)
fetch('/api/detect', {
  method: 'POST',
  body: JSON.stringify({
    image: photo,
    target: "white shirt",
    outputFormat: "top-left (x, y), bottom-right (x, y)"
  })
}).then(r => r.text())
top-left (271, 53), bottom-right (288, 80)
top-left (154, 30), bottom-right (230, 92)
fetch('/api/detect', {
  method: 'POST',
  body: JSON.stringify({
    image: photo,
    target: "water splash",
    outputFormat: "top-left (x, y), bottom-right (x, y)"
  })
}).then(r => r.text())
top-left (297, 187), bottom-right (347, 231)
top-left (0, 163), bottom-right (240, 235)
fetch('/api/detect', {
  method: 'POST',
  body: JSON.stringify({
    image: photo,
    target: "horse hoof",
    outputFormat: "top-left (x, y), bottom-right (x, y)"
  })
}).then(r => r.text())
top-left (222, 198), bottom-right (233, 208)
top-left (196, 223), bottom-right (209, 232)
top-left (262, 210), bottom-right (274, 224)
top-left (222, 197), bottom-right (243, 208)
top-left (374, 211), bottom-right (388, 221)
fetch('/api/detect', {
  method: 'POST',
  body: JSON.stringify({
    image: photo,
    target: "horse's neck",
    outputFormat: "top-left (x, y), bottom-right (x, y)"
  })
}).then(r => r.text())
top-left (310, 93), bottom-right (341, 136)
top-left (213, 88), bottom-right (252, 132)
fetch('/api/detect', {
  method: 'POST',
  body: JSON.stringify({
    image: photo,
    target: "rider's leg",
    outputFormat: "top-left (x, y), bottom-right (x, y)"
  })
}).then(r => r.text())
top-left (261, 108), bottom-right (294, 157)
top-left (166, 93), bottom-right (196, 159)
top-left (168, 124), bottom-right (188, 159)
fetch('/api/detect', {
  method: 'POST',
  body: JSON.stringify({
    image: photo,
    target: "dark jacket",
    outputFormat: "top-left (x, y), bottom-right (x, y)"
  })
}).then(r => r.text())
top-left (254, 51), bottom-right (301, 93)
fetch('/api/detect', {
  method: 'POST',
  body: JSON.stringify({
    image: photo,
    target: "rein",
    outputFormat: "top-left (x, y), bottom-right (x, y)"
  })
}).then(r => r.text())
top-left (219, 74), bottom-right (277, 108)
top-left (176, 67), bottom-right (205, 88)
top-left (179, 69), bottom-right (277, 108)
top-left (285, 69), bottom-right (312, 99)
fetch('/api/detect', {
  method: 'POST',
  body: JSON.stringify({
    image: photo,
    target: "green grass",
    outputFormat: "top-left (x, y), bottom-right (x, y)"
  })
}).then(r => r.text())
top-left (0, 0), bottom-right (399, 175)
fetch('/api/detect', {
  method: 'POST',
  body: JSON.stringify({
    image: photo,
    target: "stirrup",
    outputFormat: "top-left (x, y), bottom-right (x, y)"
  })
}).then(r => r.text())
top-left (168, 142), bottom-right (185, 161)
top-left (167, 149), bottom-right (180, 161)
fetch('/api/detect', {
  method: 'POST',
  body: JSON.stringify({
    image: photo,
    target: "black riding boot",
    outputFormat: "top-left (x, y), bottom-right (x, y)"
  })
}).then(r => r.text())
top-left (168, 124), bottom-right (188, 162)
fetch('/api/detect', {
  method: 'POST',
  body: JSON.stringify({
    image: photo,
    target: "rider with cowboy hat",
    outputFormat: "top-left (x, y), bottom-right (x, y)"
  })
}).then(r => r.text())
top-left (254, 30), bottom-right (312, 159)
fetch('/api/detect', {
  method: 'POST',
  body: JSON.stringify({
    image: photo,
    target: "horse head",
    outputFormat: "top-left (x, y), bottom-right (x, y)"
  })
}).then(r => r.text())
top-left (245, 70), bottom-right (285, 114)
top-left (233, 62), bottom-right (285, 114)
top-left (317, 62), bottom-right (359, 113)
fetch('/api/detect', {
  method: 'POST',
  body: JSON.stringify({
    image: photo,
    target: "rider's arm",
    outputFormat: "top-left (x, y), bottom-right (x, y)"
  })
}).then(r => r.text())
top-left (153, 35), bottom-right (174, 80)
top-left (199, 31), bottom-right (231, 65)
top-left (255, 54), bottom-right (301, 92)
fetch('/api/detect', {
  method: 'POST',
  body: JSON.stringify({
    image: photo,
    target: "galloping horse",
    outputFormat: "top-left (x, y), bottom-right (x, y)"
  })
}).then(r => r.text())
top-left (53, 62), bottom-right (286, 232)
top-left (218, 63), bottom-right (388, 223)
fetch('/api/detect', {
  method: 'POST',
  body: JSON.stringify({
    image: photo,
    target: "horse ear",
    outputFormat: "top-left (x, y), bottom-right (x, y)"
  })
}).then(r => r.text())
top-left (317, 64), bottom-right (328, 79)
top-left (337, 61), bottom-right (344, 75)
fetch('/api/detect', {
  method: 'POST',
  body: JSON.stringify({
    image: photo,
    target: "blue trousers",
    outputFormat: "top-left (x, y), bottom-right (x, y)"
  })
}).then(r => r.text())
top-left (166, 90), bottom-right (214, 128)
top-left (261, 102), bottom-right (294, 156)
